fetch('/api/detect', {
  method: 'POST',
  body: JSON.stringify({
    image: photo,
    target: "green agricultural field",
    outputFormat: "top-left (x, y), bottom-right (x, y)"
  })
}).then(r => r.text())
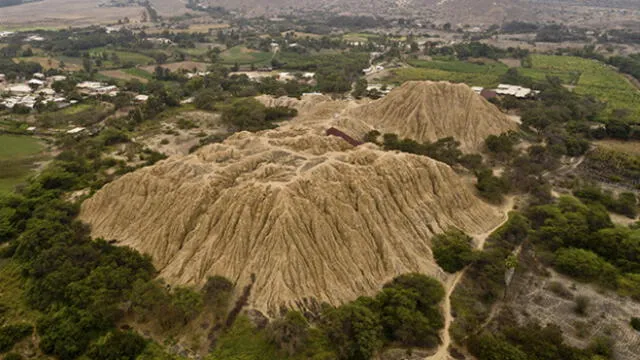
top-left (88, 48), bottom-right (155, 67)
top-left (343, 32), bottom-right (381, 42)
top-left (0, 134), bottom-right (45, 194)
top-left (123, 67), bottom-right (154, 80)
top-left (178, 46), bottom-right (211, 57)
top-left (522, 55), bottom-right (640, 119)
top-left (385, 59), bottom-right (508, 88)
top-left (219, 46), bottom-right (273, 65)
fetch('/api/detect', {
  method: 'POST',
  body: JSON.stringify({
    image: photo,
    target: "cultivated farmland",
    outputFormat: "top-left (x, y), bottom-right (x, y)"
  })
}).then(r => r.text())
top-left (522, 55), bottom-right (640, 119)
top-left (385, 59), bottom-right (508, 87)
top-left (0, 134), bottom-right (45, 194)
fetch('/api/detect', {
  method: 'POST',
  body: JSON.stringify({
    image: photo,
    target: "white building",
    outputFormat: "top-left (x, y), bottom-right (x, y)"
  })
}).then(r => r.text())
top-left (494, 84), bottom-right (537, 99)
top-left (134, 94), bottom-right (149, 102)
top-left (76, 82), bottom-right (118, 96)
top-left (27, 79), bottom-right (45, 88)
top-left (277, 72), bottom-right (295, 82)
top-left (67, 127), bottom-right (86, 134)
top-left (146, 37), bottom-right (173, 45)
top-left (49, 75), bottom-right (67, 82)
top-left (186, 71), bottom-right (210, 79)
top-left (38, 88), bottom-right (56, 96)
top-left (25, 35), bottom-right (45, 42)
top-left (7, 84), bottom-right (32, 95)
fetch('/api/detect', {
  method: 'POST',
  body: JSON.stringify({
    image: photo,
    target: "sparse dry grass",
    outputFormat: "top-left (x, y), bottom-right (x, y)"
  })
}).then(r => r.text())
top-left (595, 140), bottom-right (640, 156)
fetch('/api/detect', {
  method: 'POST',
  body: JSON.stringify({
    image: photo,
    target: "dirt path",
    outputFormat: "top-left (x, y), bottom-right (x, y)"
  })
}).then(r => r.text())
top-left (425, 196), bottom-right (515, 360)
top-left (542, 155), bottom-right (585, 178)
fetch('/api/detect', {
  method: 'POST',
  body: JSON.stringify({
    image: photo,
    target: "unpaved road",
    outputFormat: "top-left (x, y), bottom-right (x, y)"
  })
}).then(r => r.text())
top-left (425, 196), bottom-right (515, 360)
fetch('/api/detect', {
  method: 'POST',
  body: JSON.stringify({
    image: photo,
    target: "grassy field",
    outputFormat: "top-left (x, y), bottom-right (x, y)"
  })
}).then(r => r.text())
top-left (595, 139), bottom-right (640, 156)
top-left (0, 134), bottom-right (44, 194)
top-left (88, 48), bottom-right (155, 67)
top-left (219, 46), bottom-right (272, 65)
top-left (145, 23), bottom-right (230, 34)
top-left (343, 32), bottom-right (381, 42)
top-left (13, 56), bottom-right (81, 71)
top-left (522, 55), bottom-right (640, 119)
top-left (385, 59), bottom-right (508, 88)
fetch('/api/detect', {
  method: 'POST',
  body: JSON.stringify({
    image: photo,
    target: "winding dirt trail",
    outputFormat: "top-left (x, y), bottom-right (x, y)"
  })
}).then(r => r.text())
top-left (425, 196), bottom-right (515, 360)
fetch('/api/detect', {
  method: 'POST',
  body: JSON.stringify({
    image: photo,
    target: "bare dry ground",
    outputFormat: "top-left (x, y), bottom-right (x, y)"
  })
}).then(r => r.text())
top-left (0, 0), bottom-right (145, 29)
top-left (138, 110), bottom-right (225, 156)
top-left (503, 254), bottom-right (640, 360)
top-left (99, 69), bottom-right (149, 83)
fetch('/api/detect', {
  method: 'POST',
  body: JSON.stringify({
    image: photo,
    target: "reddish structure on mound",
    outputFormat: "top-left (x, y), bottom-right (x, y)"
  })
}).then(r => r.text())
top-left (326, 127), bottom-right (363, 147)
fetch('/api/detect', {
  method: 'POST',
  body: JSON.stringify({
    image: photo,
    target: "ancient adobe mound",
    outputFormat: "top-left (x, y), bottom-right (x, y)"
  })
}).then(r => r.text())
top-left (79, 128), bottom-right (503, 315)
top-left (347, 81), bottom-right (517, 152)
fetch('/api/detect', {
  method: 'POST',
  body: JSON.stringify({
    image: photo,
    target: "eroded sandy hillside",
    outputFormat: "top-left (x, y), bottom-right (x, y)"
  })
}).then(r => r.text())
top-left (258, 81), bottom-right (518, 153)
top-left (80, 126), bottom-right (504, 315)
top-left (345, 81), bottom-right (518, 152)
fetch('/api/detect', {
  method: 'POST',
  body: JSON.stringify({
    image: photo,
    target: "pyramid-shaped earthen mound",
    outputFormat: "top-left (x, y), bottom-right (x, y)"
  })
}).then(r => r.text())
top-left (347, 81), bottom-right (518, 152)
top-left (79, 127), bottom-right (503, 315)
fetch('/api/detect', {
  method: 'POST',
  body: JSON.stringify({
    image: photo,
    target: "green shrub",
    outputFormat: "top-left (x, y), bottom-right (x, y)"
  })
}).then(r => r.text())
top-left (202, 275), bottom-right (234, 317)
top-left (573, 295), bottom-right (590, 316)
top-left (467, 333), bottom-right (527, 360)
top-left (322, 302), bottom-right (382, 360)
top-left (432, 229), bottom-right (476, 273)
top-left (87, 330), bottom-right (147, 360)
top-left (588, 336), bottom-right (614, 359)
top-left (267, 311), bottom-right (309, 356)
top-left (2, 353), bottom-right (23, 360)
top-left (554, 248), bottom-right (618, 283)
top-left (0, 323), bottom-right (33, 353)
top-left (475, 168), bottom-right (510, 203)
top-left (546, 281), bottom-right (573, 299)
top-left (630, 317), bottom-right (640, 331)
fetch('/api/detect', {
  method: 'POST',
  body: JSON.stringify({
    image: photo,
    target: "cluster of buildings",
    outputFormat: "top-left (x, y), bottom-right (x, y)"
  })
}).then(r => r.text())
top-left (76, 81), bottom-right (119, 96)
top-left (472, 84), bottom-right (539, 100)
top-left (0, 73), bottom-right (126, 110)
top-left (363, 65), bottom-right (385, 75)
top-left (226, 70), bottom-right (316, 85)
top-left (0, 73), bottom-right (72, 110)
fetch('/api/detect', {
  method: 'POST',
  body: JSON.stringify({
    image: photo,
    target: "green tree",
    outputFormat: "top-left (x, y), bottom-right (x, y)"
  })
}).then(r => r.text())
top-left (87, 331), bottom-right (147, 360)
top-left (432, 229), bottom-right (476, 273)
top-left (323, 303), bottom-right (382, 360)
top-left (475, 168), bottom-right (510, 204)
top-left (267, 311), bottom-right (309, 356)
top-left (0, 323), bottom-right (33, 353)
top-left (554, 248), bottom-right (618, 283)
top-left (352, 78), bottom-right (368, 99)
top-left (468, 333), bottom-right (528, 360)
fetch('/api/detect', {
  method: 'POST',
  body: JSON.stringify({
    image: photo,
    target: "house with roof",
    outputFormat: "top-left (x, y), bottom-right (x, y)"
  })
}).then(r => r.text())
top-left (494, 84), bottom-right (538, 99)
top-left (7, 84), bottom-right (32, 95)
top-left (28, 79), bottom-right (45, 88)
